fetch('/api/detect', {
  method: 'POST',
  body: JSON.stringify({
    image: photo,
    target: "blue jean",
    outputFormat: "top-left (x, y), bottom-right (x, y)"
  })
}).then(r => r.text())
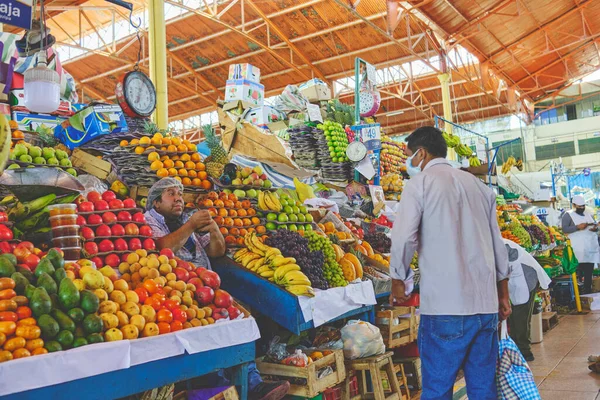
top-left (418, 314), bottom-right (499, 400)
top-left (213, 361), bottom-right (262, 391)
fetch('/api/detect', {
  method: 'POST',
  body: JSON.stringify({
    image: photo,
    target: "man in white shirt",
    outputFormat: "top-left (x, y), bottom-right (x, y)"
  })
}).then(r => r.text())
top-left (390, 126), bottom-right (511, 400)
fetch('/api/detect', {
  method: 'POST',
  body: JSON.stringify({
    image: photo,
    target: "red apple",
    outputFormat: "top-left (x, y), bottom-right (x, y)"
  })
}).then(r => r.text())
top-left (227, 306), bottom-right (241, 320)
top-left (109, 199), bottom-right (124, 210)
top-left (74, 195), bottom-right (85, 205)
top-left (139, 225), bottom-right (153, 237)
top-left (105, 253), bottom-right (120, 268)
top-left (90, 256), bottom-right (104, 268)
top-left (117, 211), bottom-right (132, 222)
top-left (87, 214), bottom-right (103, 225)
top-left (13, 247), bottom-right (31, 263)
top-left (9, 243), bottom-right (17, 252)
top-left (81, 227), bottom-right (95, 240)
top-left (17, 242), bottom-right (34, 252)
top-left (124, 223), bottom-right (139, 236)
top-left (129, 238), bottom-right (142, 251)
top-left (98, 239), bottom-right (114, 253)
top-left (114, 238), bottom-right (128, 251)
top-left (23, 254), bottom-right (40, 270)
top-left (0, 242), bottom-right (11, 254)
top-left (188, 271), bottom-right (198, 279)
top-left (93, 200), bottom-right (109, 212)
top-left (87, 191), bottom-right (102, 203)
top-left (199, 269), bottom-right (221, 290)
top-left (132, 212), bottom-right (146, 223)
top-left (102, 212), bottom-right (117, 224)
top-left (195, 286), bottom-right (215, 306)
top-left (188, 277), bottom-right (203, 290)
top-left (212, 308), bottom-right (229, 321)
top-left (76, 215), bottom-right (87, 226)
top-left (123, 198), bottom-right (136, 208)
top-left (121, 253), bottom-right (130, 263)
top-left (111, 224), bottom-right (125, 237)
top-left (78, 201), bottom-right (94, 213)
top-left (84, 242), bottom-right (99, 256)
top-left (96, 224), bottom-right (112, 237)
top-left (214, 289), bottom-right (233, 309)
top-left (174, 267), bottom-right (190, 282)
top-left (176, 259), bottom-right (192, 272)
top-left (102, 191), bottom-right (117, 202)
top-left (17, 263), bottom-right (31, 272)
top-left (160, 248), bottom-right (175, 259)
top-left (142, 238), bottom-right (155, 250)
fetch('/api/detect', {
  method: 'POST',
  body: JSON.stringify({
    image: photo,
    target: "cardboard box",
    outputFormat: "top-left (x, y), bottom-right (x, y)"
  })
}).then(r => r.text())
top-left (243, 106), bottom-right (286, 129)
top-left (228, 63), bottom-right (260, 83)
top-left (592, 276), bottom-right (600, 293)
top-left (70, 148), bottom-right (112, 180)
top-left (54, 104), bottom-right (128, 150)
top-left (11, 111), bottom-right (66, 131)
top-left (580, 293), bottom-right (600, 311)
top-left (224, 79), bottom-right (264, 107)
top-left (299, 79), bottom-right (331, 102)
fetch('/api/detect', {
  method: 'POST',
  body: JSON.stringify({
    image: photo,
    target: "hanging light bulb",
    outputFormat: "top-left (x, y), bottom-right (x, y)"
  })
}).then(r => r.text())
top-left (24, 51), bottom-right (60, 113)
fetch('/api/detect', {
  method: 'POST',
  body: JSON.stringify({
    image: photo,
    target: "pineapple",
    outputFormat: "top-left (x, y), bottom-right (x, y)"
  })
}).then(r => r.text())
top-left (144, 121), bottom-right (160, 136)
top-left (203, 124), bottom-right (227, 178)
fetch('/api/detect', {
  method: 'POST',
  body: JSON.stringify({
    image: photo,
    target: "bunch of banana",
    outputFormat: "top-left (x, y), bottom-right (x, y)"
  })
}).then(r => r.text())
top-left (0, 114), bottom-right (12, 174)
top-left (515, 158), bottom-right (523, 171)
top-left (469, 155), bottom-right (481, 167)
top-left (257, 191), bottom-right (282, 212)
top-left (501, 156), bottom-right (516, 175)
top-left (455, 143), bottom-right (473, 157)
top-left (441, 131), bottom-right (461, 148)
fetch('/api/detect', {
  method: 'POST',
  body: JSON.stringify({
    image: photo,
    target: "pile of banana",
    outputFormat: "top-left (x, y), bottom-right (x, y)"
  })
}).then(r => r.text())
top-left (501, 156), bottom-right (522, 174)
top-left (442, 131), bottom-right (461, 148)
top-left (0, 114), bottom-right (12, 174)
top-left (468, 155), bottom-right (482, 167)
top-left (442, 131), bottom-right (473, 157)
top-left (257, 191), bottom-right (282, 212)
top-left (233, 233), bottom-right (315, 297)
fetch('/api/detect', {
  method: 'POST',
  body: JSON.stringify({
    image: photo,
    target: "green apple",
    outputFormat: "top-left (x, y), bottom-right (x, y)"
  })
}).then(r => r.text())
top-left (47, 157), bottom-right (59, 165)
top-left (33, 157), bottom-right (47, 164)
top-left (55, 149), bottom-right (68, 161)
top-left (28, 146), bottom-right (42, 159)
top-left (19, 154), bottom-right (32, 163)
top-left (42, 147), bottom-right (56, 160)
top-left (59, 158), bottom-right (72, 167)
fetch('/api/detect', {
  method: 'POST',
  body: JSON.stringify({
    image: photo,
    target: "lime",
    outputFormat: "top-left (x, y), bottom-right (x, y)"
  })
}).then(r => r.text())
top-left (266, 222), bottom-right (277, 230)
top-left (305, 214), bottom-right (314, 223)
top-left (291, 206), bottom-right (300, 214)
top-left (289, 224), bottom-right (298, 232)
top-left (297, 214), bottom-right (306, 223)
top-left (305, 224), bottom-right (313, 231)
top-left (299, 206), bottom-right (307, 214)
top-left (266, 213), bottom-right (277, 221)
top-left (283, 205), bottom-right (293, 214)
top-left (280, 199), bottom-right (288, 207)
top-left (289, 214), bottom-right (298, 222)
top-left (277, 225), bottom-right (288, 230)
top-left (277, 213), bottom-right (289, 223)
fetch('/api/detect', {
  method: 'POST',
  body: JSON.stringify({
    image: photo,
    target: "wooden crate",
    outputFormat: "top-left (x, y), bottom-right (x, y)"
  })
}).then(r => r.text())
top-left (376, 307), bottom-right (418, 349)
top-left (173, 386), bottom-right (238, 400)
top-left (70, 148), bottom-right (112, 180)
top-left (394, 357), bottom-right (422, 391)
top-left (542, 312), bottom-right (558, 332)
top-left (256, 350), bottom-right (346, 398)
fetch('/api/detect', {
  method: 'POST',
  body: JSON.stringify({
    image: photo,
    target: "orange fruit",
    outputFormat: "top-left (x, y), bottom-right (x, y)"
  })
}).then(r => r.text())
top-left (12, 130), bottom-right (24, 139)
top-left (208, 207), bottom-right (217, 217)
top-left (237, 209), bottom-right (247, 217)
top-left (223, 218), bottom-right (234, 227)
top-left (218, 208), bottom-right (228, 217)
top-left (157, 322), bottom-right (171, 335)
top-left (178, 169), bottom-right (188, 177)
top-left (157, 168), bottom-right (169, 178)
top-left (148, 151), bottom-right (160, 162)
top-left (163, 159), bottom-right (174, 168)
top-left (150, 160), bottom-right (164, 170)
top-left (160, 147), bottom-right (167, 151)
top-left (219, 227), bottom-right (228, 235)
top-left (130, 138), bottom-right (140, 145)
top-left (196, 162), bottom-right (206, 171)
top-left (168, 168), bottom-right (178, 176)
top-left (120, 140), bottom-right (129, 146)
top-left (214, 216), bottom-right (224, 225)
top-left (228, 209), bottom-right (237, 217)
top-left (171, 137), bottom-right (182, 146)
top-left (236, 237), bottom-right (245, 246)
top-left (225, 235), bottom-right (237, 245)
top-left (256, 226), bottom-right (266, 234)
top-left (134, 146), bottom-right (145, 154)
top-left (185, 161), bottom-right (195, 169)
top-left (239, 228), bottom-right (248, 236)
top-left (247, 208), bottom-right (256, 216)
top-left (191, 153), bottom-right (201, 162)
top-left (177, 144), bottom-right (188, 152)
top-left (174, 176), bottom-right (182, 182)
top-left (167, 145), bottom-right (177, 153)
top-left (188, 170), bottom-right (197, 178)
top-left (192, 178), bottom-right (202, 186)
top-left (8, 120), bottom-right (18, 130)
top-left (157, 309), bottom-right (173, 323)
top-left (229, 227), bottom-right (240, 236)
top-left (181, 154), bottom-right (191, 162)
top-left (223, 200), bottom-right (234, 208)
top-left (247, 227), bottom-right (255, 233)
top-left (174, 161), bottom-right (184, 169)
top-left (198, 171), bottom-right (208, 180)
top-left (214, 200), bottom-right (224, 207)
top-left (161, 137), bottom-right (172, 145)
top-left (151, 137), bottom-right (162, 146)
top-left (201, 180), bottom-right (212, 190)
top-left (170, 320), bottom-right (183, 332)
top-left (182, 177), bottom-right (192, 186)
top-left (243, 218), bottom-right (252, 226)
top-left (233, 219), bottom-right (243, 227)
top-left (203, 199), bottom-right (214, 207)
top-left (251, 217), bottom-right (260, 225)
top-left (187, 144), bottom-right (196, 151)
top-left (160, 155), bottom-right (169, 161)
top-left (171, 155), bottom-right (180, 161)
top-left (139, 137), bottom-right (151, 145)
top-left (234, 201), bottom-right (243, 209)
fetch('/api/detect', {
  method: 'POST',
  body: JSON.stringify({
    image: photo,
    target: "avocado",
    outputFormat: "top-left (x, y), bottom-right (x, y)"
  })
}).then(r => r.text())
top-left (80, 290), bottom-right (99, 314)
top-left (36, 272), bottom-right (57, 295)
top-left (67, 308), bottom-right (85, 323)
top-left (45, 248), bottom-right (65, 270)
top-left (16, 266), bottom-right (35, 283)
top-left (53, 268), bottom-right (67, 285)
top-left (49, 293), bottom-right (60, 309)
top-left (30, 287), bottom-right (52, 317)
top-left (38, 314), bottom-right (60, 339)
top-left (74, 326), bottom-right (85, 338)
top-left (86, 333), bottom-right (104, 344)
top-left (0, 253), bottom-right (18, 266)
top-left (58, 278), bottom-right (80, 310)
top-left (51, 309), bottom-right (76, 333)
top-left (82, 314), bottom-right (103, 335)
top-left (44, 341), bottom-right (62, 353)
top-left (24, 284), bottom-right (36, 300)
top-left (0, 257), bottom-right (16, 278)
top-left (34, 258), bottom-right (55, 279)
top-left (73, 337), bottom-right (88, 348)
top-left (10, 272), bottom-right (30, 295)
top-left (56, 330), bottom-right (74, 349)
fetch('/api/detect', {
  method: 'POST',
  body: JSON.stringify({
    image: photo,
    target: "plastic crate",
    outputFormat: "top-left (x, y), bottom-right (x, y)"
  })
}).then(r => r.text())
top-left (322, 386), bottom-right (342, 400)
top-left (348, 375), bottom-right (358, 397)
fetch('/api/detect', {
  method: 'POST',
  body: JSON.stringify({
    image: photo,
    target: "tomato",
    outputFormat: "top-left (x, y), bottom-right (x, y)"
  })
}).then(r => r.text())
top-left (144, 297), bottom-right (162, 311)
top-left (0, 225), bottom-right (13, 241)
top-left (163, 299), bottom-right (179, 311)
top-left (151, 292), bottom-right (166, 304)
top-left (16, 242), bottom-right (34, 252)
top-left (172, 308), bottom-right (187, 323)
top-left (0, 212), bottom-right (8, 223)
top-left (16, 307), bottom-right (31, 320)
top-left (0, 312), bottom-right (18, 322)
top-left (170, 320), bottom-right (183, 332)
top-left (0, 242), bottom-right (10, 254)
top-left (157, 321), bottom-right (171, 335)
top-left (156, 309), bottom-right (173, 323)
top-left (143, 279), bottom-right (158, 295)
top-left (134, 287), bottom-right (149, 304)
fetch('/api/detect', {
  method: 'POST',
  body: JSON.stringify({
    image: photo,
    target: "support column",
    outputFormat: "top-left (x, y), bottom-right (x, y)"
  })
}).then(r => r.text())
top-left (148, 0), bottom-right (168, 129)
top-left (438, 72), bottom-right (456, 160)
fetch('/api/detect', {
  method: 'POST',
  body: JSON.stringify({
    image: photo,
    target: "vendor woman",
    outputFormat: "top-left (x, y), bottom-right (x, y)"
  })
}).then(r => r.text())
top-left (561, 195), bottom-right (600, 294)
top-left (145, 178), bottom-right (290, 400)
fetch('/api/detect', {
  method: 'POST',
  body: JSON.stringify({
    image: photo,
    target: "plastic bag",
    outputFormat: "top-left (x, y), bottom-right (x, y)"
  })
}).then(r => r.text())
top-left (281, 349), bottom-right (309, 367)
top-left (341, 320), bottom-right (385, 360)
top-left (77, 175), bottom-right (108, 198)
top-left (265, 336), bottom-right (289, 363)
top-left (294, 177), bottom-right (315, 203)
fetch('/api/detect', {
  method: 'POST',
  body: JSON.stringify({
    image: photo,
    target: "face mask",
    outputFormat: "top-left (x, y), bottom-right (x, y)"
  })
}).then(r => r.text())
top-left (406, 149), bottom-right (423, 177)
top-left (576, 207), bottom-right (585, 215)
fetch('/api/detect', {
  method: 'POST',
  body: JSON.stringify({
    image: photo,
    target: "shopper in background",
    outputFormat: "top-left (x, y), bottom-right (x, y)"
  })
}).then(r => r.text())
top-left (389, 126), bottom-right (511, 400)
top-left (561, 195), bottom-right (600, 294)
top-left (504, 238), bottom-right (551, 361)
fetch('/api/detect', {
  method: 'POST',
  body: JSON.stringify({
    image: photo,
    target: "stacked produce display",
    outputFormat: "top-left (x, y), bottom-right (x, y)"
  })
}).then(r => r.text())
top-left (380, 136), bottom-right (407, 175)
top-left (314, 121), bottom-right (353, 181)
top-left (380, 174), bottom-right (403, 201)
top-left (8, 143), bottom-right (77, 177)
top-left (257, 191), bottom-right (315, 233)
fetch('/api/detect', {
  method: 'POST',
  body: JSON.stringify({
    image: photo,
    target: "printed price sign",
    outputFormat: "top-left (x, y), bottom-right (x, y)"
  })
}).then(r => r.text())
top-left (352, 123), bottom-right (381, 151)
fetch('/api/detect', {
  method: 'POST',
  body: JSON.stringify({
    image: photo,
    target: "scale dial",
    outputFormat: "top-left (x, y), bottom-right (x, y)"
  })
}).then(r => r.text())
top-left (115, 70), bottom-right (157, 118)
top-left (346, 141), bottom-right (368, 162)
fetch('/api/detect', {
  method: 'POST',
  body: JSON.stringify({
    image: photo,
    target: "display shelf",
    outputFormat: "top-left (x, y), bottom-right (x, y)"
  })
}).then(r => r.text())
top-left (0, 341), bottom-right (255, 400)
top-left (212, 257), bottom-right (374, 334)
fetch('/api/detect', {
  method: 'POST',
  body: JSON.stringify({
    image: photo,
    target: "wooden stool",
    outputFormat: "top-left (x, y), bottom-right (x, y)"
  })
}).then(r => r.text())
top-left (344, 351), bottom-right (404, 400)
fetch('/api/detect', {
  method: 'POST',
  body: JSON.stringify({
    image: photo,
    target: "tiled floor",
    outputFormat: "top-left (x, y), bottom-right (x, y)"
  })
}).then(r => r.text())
top-left (529, 312), bottom-right (600, 399)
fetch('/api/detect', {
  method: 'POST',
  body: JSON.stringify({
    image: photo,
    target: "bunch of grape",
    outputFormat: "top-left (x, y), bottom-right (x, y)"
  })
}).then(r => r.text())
top-left (509, 221), bottom-right (532, 248)
top-left (305, 231), bottom-right (348, 287)
top-left (363, 232), bottom-right (392, 253)
top-left (265, 230), bottom-right (329, 289)
top-left (527, 224), bottom-right (549, 245)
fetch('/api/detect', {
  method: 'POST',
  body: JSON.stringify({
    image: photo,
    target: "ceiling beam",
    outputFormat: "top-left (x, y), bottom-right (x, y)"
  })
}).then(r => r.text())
top-left (165, 49), bottom-right (222, 98)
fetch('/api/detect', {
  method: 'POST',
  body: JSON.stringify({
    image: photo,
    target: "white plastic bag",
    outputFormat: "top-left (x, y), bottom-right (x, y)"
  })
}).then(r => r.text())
top-left (341, 320), bottom-right (385, 359)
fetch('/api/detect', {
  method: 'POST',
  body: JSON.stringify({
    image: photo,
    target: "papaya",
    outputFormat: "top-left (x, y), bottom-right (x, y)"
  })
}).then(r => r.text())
top-left (361, 241), bottom-right (375, 257)
top-left (30, 287), bottom-right (52, 317)
top-left (51, 309), bottom-right (75, 333)
top-left (36, 272), bottom-right (57, 295)
top-left (82, 314), bottom-right (103, 335)
top-left (80, 290), bottom-right (99, 314)
top-left (34, 258), bottom-right (55, 279)
top-left (37, 314), bottom-right (60, 339)
top-left (10, 272), bottom-right (29, 295)
top-left (339, 259), bottom-right (356, 281)
top-left (45, 248), bottom-right (65, 270)
top-left (342, 253), bottom-right (363, 279)
top-left (58, 278), bottom-right (80, 310)
top-left (53, 268), bottom-right (67, 286)
top-left (0, 258), bottom-right (15, 278)
top-left (73, 337), bottom-right (88, 348)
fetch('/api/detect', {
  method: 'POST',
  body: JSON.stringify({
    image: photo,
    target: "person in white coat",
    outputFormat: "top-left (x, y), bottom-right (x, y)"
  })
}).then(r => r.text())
top-left (504, 239), bottom-right (551, 361)
top-left (561, 195), bottom-right (600, 294)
